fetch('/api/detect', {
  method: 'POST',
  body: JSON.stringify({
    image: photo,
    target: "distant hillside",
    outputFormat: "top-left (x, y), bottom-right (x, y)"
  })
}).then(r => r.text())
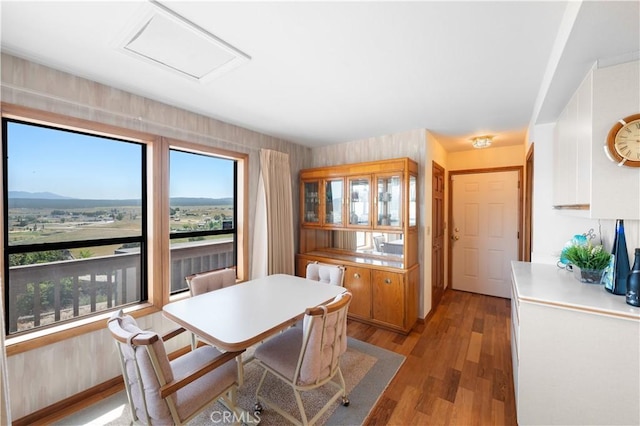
top-left (7, 194), bottom-right (233, 209)
top-left (8, 198), bottom-right (142, 209)
top-left (9, 191), bottom-right (72, 200)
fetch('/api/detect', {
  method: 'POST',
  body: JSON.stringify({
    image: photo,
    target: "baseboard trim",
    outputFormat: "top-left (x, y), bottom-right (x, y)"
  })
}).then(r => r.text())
top-left (13, 345), bottom-right (192, 425)
top-left (13, 376), bottom-right (124, 426)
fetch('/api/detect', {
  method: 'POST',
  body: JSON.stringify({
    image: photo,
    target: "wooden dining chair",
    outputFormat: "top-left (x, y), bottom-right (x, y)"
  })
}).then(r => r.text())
top-left (305, 262), bottom-right (345, 286)
top-left (253, 292), bottom-right (352, 426)
top-left (107, 309), bottom-right (245, 425)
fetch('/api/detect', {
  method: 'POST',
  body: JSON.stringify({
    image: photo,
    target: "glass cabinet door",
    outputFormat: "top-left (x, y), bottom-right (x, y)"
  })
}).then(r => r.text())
top-left (324, 178), bottom-right (344, 227)
top-left (348, 176), bottom-right (370, 227)
top-left (376, 174), bottom-right (402, 228)
top-left (302, 180), bottom-right (320, 226)
top-left (409, 174), bottom-right (417, 227)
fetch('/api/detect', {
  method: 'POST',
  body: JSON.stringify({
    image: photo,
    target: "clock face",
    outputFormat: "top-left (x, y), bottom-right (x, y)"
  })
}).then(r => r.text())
top-left (614, 118), bottom-right (640, 162)
top-left (606, 113), bottom-right (640, 167)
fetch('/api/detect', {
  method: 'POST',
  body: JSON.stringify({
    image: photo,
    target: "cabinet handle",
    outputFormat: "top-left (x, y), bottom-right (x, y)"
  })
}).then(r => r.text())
top-left (353, 273), bottom-right (360, 279)
top-left (384, 278), bottom-right (392, 284)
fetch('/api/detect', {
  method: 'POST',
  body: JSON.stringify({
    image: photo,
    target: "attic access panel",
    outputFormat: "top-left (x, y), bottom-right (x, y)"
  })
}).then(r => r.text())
top-left (118, 1), bottom-right (250, 82)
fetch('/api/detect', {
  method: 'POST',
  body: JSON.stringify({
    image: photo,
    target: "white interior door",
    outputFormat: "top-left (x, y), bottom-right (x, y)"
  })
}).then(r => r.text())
top-left (451, 171), bottom-right (519, 299)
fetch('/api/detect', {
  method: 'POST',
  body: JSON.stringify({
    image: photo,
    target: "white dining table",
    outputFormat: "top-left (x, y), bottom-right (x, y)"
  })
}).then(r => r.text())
top-left (163, 273), bottom-right (346, 352)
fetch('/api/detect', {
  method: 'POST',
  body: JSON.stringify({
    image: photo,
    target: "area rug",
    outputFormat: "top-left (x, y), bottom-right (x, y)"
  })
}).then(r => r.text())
top-left (58, 337), bottom-right (404, 426)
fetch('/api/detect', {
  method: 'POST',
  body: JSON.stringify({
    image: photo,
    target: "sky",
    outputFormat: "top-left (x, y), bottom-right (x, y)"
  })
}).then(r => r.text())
top-left (7, 121), bottom-right (234, 200)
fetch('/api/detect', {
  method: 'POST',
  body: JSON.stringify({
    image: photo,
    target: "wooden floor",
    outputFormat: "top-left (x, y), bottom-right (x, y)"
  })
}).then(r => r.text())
top-left (349, 289), bottom-right (517, 426)
top-left (33, 288), bottom-right (516, 425)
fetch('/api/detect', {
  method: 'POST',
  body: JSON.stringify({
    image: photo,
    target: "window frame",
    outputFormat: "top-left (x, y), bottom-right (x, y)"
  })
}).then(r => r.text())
top-left (0, 104), bottom-right (249, 356)
top-left (167, 146), bottom-right (238, 295)
top-left (2, 117), bottom-right (149, 335)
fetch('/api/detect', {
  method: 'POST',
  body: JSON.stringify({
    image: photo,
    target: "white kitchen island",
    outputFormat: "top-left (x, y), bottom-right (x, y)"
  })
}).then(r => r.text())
top-left (510, 261), bottom-right (640, 426)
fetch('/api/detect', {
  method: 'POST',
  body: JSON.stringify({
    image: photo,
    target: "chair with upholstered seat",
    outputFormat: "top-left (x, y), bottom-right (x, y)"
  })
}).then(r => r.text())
top-left (305, 262), bottom-right (345, 286)
top-left (373, 235), bottom-right (385, 253)
top-left (185, 267), bottom-right (237, 296)
top-left (185, 268), bottom-right (237, 349)
top-left (107, 309), bottom-right (245, 425)
top-left (253, 292), bottom-right (352, 426)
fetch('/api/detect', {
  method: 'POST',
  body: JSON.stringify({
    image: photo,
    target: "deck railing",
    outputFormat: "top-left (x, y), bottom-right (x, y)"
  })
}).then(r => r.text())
top-left (7, 240), bottom-right (234, 333)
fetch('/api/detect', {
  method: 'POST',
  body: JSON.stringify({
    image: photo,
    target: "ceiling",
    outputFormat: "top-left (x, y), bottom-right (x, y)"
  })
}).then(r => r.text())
top-left (1, 1), bottom-right (638, 151)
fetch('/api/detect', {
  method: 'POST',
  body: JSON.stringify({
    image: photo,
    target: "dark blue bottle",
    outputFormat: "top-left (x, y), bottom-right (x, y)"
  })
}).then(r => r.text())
top-left (626, 248), bottom-right (640, 307)
top-left (607, 219), bottom-right (630, 295)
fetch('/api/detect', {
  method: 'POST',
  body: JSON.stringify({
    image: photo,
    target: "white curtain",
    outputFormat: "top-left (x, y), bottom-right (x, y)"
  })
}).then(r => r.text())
top-left (251, 173), bottom-right (268, 278)
top-left (0, 278), bottom-right (11, 425)
top-left (251, 149), bottom-right (295, 278)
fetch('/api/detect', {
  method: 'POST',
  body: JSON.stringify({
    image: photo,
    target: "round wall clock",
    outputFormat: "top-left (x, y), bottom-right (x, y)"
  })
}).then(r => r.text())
top-left (605, 113), bottom-right (640, 167)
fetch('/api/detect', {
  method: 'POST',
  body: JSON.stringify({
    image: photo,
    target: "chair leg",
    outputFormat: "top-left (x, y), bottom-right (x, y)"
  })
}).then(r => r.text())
top-left (254, 368), bottom-right (269, 413)
top-left (336, 367), bottom-right (350, 406)
top-left (293, 387), bottom-right (309, 426)
top-left (225, 386), bottom-right (244, 426)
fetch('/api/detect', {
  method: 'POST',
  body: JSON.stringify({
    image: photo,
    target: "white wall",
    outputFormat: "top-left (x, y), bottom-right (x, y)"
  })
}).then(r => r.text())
top-left (531, 123), bottom-right (640, 264)
top-left (591, 60), bottom-right (640, 219)
top-left (447, 145), bottom-right (525, 171)
top-left (310, 129), bottom-right (429, 316)
top-left (530, 123), bottom-right (600, 264)
top-left (0, 279), bottom-right (9, 425)
top-left (530, 61), bottom-right (640, 265)
top-left (0, 54), bottom-right (311, 419)
top-left (423, 131), bottom-right (448, 315)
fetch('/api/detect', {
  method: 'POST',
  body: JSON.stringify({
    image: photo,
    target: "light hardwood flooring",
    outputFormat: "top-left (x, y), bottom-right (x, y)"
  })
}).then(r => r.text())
top-left (351, 289), bottom-right (517, 426)
top-left (33, 288), bottom-right (516, 425)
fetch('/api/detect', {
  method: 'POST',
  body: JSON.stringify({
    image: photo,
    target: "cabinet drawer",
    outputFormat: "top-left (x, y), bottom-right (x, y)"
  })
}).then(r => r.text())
top-left (372, 270), bottom-right (404, 327)
top-left (343, 266), bottom-right (371, 319)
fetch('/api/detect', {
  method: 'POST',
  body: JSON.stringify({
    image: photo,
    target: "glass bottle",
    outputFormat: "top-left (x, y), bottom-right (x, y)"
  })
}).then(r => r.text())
top-left (606, 219), bottom-right (630, 295)
top-left (626, 248), bottom-right (640, 307)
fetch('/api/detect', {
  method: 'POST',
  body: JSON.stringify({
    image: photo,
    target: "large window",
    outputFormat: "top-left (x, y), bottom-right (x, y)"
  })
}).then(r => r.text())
top-left (1, 106), bottom-right (247, 344)
top-left (2, 119), bottom-right (146, 335)
top-left (169, 149), bottom-right (236, 293)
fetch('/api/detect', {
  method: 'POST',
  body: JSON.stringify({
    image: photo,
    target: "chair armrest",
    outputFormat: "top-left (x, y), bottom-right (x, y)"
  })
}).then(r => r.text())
top-left (161, 327), bottom-right (187, 342)
top-left (128, 327), bottom-right (186, 346)
top-left (159, 349), bottom-right (245, 399)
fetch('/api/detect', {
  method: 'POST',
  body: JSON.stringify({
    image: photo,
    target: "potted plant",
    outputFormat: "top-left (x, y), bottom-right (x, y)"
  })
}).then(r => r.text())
top-left (563, 242), bottom-right (612, 283)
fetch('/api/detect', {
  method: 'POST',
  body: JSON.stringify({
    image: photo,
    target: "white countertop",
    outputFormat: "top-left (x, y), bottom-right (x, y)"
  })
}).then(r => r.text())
top-left (511, 261), bottom-right (640, 321)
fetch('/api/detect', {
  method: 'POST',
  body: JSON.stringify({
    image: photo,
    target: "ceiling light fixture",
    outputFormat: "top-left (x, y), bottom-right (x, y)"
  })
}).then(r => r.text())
top-left (471, 135), bottom-right (493, 149)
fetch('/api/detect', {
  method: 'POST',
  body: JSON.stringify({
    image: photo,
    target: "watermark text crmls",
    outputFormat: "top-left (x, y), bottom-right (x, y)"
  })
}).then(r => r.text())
top-left (209, 410), bottom-right (261, 424)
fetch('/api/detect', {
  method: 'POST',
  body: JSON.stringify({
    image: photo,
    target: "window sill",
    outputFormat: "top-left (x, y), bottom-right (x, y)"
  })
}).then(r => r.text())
top-left (5, 303), bottom-right (159, 357)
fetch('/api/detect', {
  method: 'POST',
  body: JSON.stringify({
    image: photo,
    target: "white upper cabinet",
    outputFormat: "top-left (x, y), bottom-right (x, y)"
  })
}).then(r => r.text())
top-left (552, 60), bottom-right (640, 219)
top-left (553, 71), bottom-right (591, 207)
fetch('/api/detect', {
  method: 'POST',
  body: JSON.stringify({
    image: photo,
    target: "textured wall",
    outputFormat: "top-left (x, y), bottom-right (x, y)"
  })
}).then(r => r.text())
top-left (0, 53), bottom-right (312, 418)
top-left (310, 129), bottom-right (430, 316)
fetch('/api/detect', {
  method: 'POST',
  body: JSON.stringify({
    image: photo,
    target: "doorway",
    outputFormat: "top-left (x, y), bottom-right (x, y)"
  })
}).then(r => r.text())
top-left (431, 161), bottom-right (445, 309)
top-left (524, 144), bottom-right (534, 262)
top-left (448, 168), bottom-right (522, 299)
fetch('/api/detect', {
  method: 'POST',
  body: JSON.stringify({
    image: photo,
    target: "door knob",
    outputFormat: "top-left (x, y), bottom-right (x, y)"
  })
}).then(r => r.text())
top-left (451, 235), bottom-right (459, 241)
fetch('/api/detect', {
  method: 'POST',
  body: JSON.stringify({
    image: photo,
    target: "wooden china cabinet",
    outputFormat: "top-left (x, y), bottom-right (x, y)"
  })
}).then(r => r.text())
top-left (296, 158), bottom-right (419, 334)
